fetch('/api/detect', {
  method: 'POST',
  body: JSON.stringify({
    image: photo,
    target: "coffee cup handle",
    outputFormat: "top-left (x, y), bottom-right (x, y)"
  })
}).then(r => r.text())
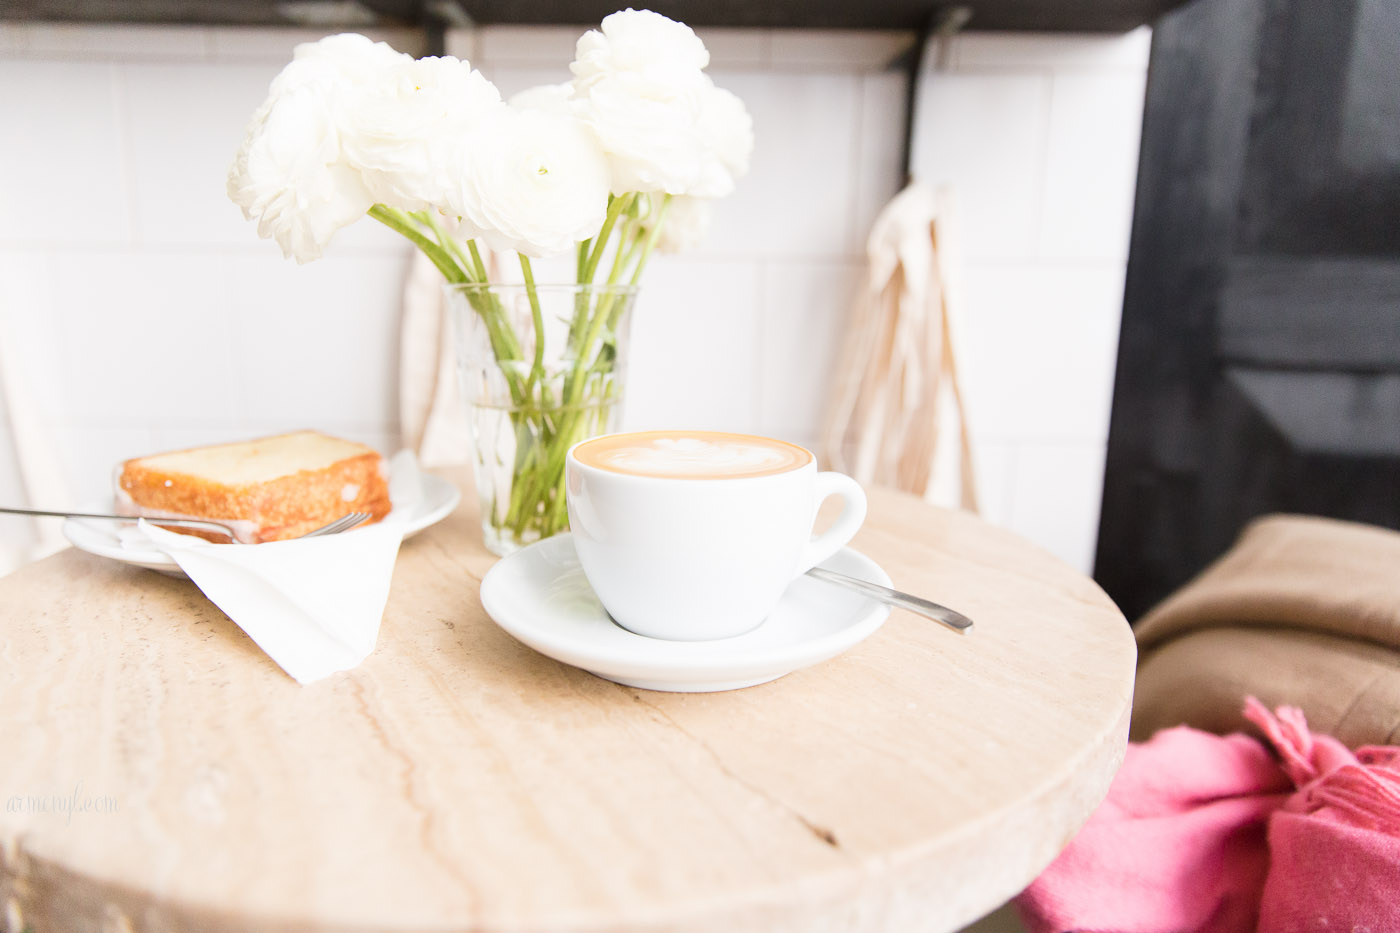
top-left (796, 472), bottom-right (868, 575)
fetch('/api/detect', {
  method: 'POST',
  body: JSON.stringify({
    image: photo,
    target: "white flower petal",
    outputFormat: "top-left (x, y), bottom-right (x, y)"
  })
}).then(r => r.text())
top-left (450, 107), bottom-right (610, 257)
top-left (509, 83), bottom-right (574, 114)
top-left (339, 54), bottom-right (503, 212)
top-left (571, 9), bottom-right (709, 92)
top-left (653, 195), bottom-right (712, 253)
top-left (227, 82), bottom-right (375, 263)
top-left (567, 11), bottom-right (752, 198)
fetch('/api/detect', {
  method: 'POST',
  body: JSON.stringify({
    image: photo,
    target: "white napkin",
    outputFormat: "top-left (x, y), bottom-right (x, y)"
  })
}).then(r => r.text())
top-left (126, 450), bottom-right (425, 684)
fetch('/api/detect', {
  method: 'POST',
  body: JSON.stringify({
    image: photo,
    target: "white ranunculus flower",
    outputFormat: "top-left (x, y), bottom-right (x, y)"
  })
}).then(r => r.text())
top-left (652, 195), bottom-right (712, 253)
top-left (270, 33), bottom-right (403, 97)
top-left (227, 82), bottom-right (375, 263)
top-left (228, 33), bottom-right (406, 262)
top-left (508, 83), bottom-right (574, 115)
top-left (228, 20), bottom-right (751, 268)
top-left (449, 107), bottom-right (610, 258)
top-left (340, 54), bottom-right (502, 212)
top-left (568, 9), bottom-right (751, 197)
top-left (572, 71), bottom-right (705, 195)
top-left (689, 82), bottom-right (754, 199)
top-left (571, 9), bottom-right (709, 94)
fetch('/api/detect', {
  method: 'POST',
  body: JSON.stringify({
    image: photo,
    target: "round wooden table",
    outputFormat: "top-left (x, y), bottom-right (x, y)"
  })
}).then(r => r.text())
top-left (0, 477), bottom-right (1135, 932)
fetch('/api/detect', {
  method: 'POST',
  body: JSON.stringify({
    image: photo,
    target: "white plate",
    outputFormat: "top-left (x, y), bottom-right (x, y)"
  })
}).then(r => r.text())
top-left (479, 532), bottom-right (892, 692)
top-left (61, 472), bottom-right (460, 577)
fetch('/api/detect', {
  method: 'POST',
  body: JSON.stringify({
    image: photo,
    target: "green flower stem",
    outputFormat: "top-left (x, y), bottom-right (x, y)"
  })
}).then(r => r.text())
top-left (572, 193), bottom-right (665, 371)
top-left (569, 212), bottom-right (639, 389)
top-left (562, 199), bottom-right (660, 405)
top-left (518, 254), bottom-right (546, 394)
top-left (371, 204), bottom-right (572, 544)
top-left (628, 194), bottom-right (670, 288)
top-left (373, 190), bottom-right (673, 550)
top-left (499, 254), bottom-right (554, 534)
top-left (575, 239), bottom-right (591, 283)
top-left (558, 207), bottom-right (634, 417)
top-left (606, 219), bottom-right (640, 284)
top-left (527, 195), bottom-right (672, 532)
top-left (372, 205), bottom-right (531, 416)
top-left (422, 214), bottom-right (528, 402)
top-left (508, 320), bottom-right (623, 538)
top-left (534, 306), bottom-right (631, 527)
top-left (463, 239), bottom-right (530, 367)
top-left (504, 424), bottom-right (547, 531)
top-left (567, 242), bottom-right (593, 354)
top-left (369, 205), bottom-right (466, 284)
top-left (541, 380), bottom-right (620, 529)
top-left (465, 240), bottom-right (491, 283)
top-left (581, 193), bottom-right (633, 285)
top-left (563, 194), bottom-right (642, 390)
top-left (421, 210), bottom-right (478, 283)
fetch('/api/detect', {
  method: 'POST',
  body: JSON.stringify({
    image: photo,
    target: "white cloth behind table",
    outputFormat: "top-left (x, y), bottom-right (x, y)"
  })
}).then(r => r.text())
top-left (821, 181), bottom-right (978, 512)
top-left (0, 299), bottom-right (72, 573)
top-left (126, 450), bottom-right (425, 684)
top-left (400, 248), bottom-right (516, 468)
top-left (400, 251), bottom-right (471, 467)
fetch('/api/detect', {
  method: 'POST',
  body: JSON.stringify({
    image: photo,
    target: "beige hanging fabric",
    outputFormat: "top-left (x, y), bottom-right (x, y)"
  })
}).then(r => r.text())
top-left (821, 181), bottom-right (978, 512)
top-left (0, 310), bottom-right (72, 573)
top-left (399, 248), bottom-right (513, 468)
top-left (399, 251), bottom-right (471, 467)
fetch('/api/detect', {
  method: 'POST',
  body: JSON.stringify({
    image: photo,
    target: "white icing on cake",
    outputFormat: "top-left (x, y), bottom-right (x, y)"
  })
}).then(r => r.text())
top-left (113, 486), bottom-right (260, 543)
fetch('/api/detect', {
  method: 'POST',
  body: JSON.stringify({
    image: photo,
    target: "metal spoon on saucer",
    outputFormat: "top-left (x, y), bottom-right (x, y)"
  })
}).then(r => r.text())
top-left (805, 567), bottom-right (974, 633)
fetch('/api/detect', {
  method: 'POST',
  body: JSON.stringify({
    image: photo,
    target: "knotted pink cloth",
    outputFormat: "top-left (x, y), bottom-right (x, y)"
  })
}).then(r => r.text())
top-left (1017, 698), bottom-right (1400, 932)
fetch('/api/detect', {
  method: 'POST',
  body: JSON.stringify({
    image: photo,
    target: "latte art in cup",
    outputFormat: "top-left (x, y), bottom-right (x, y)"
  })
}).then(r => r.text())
top-left (573, 431), bottom-right (811, 480)
top-left (566, 430), bottom-right (868, 641)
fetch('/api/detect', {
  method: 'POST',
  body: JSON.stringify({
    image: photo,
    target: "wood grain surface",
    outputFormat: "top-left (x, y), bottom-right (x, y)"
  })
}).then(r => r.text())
top-left (0, 476), bottom-right (1135, 932)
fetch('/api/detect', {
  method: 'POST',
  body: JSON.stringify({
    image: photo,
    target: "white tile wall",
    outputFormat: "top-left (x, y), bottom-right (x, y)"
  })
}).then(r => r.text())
top-left (0, 60), bottom-right (130, 244)
top-left (907, 29), bottom-right (1149, 571)
top-left (223, 252), bottom-right (407, 438)
top-left (854, 70), bottom-right (911, 243)
top-left (623, 259), bottom-right (765, 434)
top-left (121, 62), bottom-right (285, 247)
top-left (0, 378), bottom-right (36, 571)
top-left (913, 73), bottom-right (1052, 260)
top-left (959, 263), bottom-right (1126, 443)
top-left (711, 71), bottom-right (865, 257)
top-left (0, 20), bottom-right (1148, 576)
top-left (1039, 72), bottom-right (1148, 260)
top-left (0, 253), bottom-right (66, 427)
top-left (756, 260), bottom-right (864, 442)
top-left (1007, 441), bottom-right (1110, 574)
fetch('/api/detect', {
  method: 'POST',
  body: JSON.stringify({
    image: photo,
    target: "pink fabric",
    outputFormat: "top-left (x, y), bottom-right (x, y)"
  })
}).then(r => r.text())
top-left (1017, 698), bottom-right (1400, 933)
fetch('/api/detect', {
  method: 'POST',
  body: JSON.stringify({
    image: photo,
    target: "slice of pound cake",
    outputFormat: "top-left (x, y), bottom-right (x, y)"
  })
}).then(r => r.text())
top-left (117, 431), bottom-right (392, 542)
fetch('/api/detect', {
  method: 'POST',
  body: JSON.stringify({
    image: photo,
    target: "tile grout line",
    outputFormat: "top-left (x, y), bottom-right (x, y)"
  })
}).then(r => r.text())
top-left (1031, 67), bottom-right (1057, 262)
top-left (109, 63), bottom-right (142, 249)
top-left (847, 68), bottom-right (872, 257)
top-left (754, 260), bottom-right (771, 435)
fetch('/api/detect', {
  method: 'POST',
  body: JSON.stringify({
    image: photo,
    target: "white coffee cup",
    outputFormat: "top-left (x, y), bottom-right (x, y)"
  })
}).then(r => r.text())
top-left (565, 430), bottom-right (867, 640)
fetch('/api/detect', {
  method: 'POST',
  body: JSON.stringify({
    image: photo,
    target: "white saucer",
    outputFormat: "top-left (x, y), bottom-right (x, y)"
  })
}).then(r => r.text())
top-left (61, 472), bottom-right (460, 577)
top-left (479, 532), bottom-right (892, 692)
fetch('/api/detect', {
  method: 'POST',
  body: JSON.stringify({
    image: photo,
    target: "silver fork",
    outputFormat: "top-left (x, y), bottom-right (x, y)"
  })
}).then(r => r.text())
top-left (0, 507), bottom-right (372, 543)
top-left (295, 512), bottom-right (373, 539)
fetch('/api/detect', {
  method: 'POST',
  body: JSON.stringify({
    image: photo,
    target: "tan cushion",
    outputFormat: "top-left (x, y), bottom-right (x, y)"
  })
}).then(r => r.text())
top-left (1132, 514), bottom-right (1400, 747)
top-left (1132, 627), bottom-right (1400, 746)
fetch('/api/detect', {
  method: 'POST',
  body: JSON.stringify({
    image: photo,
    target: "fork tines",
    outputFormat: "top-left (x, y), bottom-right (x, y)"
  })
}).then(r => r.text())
top-left (302, 512), bottom-right (373, 539)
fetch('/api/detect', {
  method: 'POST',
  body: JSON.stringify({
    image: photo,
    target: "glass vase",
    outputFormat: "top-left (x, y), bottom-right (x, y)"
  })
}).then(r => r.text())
top-left (448, 283), bottom-right (638, 556)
